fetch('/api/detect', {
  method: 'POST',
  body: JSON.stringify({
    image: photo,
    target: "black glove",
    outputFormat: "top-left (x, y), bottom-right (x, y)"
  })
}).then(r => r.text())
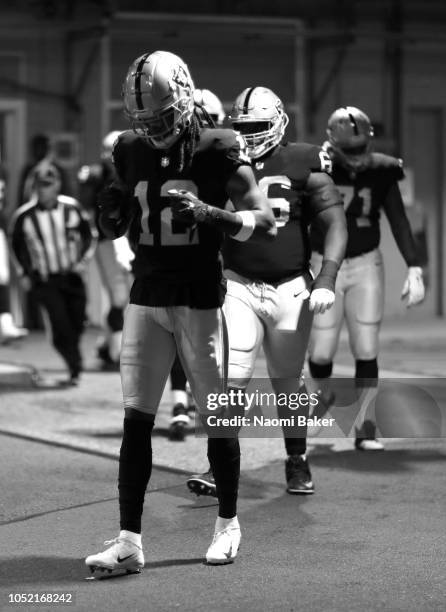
top-left (97, 185), bottom-right (126, 218)
top-left (168, 189), bottom-right (209, 226)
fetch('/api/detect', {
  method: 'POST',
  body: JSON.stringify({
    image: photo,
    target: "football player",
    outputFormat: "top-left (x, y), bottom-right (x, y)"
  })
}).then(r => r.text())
top-left (78, 131), bottom-right (134, 368)
top-left (167, 88), bottom-right (226, 441)
top-left (308, 106), bottom-right (425, 450)
top-left (187, 86), bottom-right (346, 497)
top-left (85, 51), bottom-right (276, 574)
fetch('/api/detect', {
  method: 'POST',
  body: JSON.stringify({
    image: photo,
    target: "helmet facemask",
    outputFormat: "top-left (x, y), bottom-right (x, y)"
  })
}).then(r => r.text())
top-left (231, 87), bottom-right (289, 160)
top-left (123, 51), bottom-right (195, 150)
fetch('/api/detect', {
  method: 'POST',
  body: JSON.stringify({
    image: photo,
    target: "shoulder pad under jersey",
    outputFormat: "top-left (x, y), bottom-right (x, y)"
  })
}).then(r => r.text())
top-left (369, 153), bottom-right (404, 181)
top-left (283, 142), bottom-right (332, 174)
top-left (199, 127), bottom-right (251, 164)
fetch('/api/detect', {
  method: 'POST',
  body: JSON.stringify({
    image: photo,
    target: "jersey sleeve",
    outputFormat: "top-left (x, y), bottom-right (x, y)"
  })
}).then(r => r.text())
top-left (371, 153), bottom-right (405, 182)
top-left (198, 128), bottom-right (250, 188)
top-left (297, 143), bottom-right (332, 174)
top-left (304, 172), bottom-right (342, 219)
top-left (111, 131), bottom-right (149, 188)
top-left (382, 182), bottom-right (420, 267)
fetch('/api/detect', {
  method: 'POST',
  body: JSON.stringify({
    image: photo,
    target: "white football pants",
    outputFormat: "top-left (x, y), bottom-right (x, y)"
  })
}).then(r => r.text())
top-left (309, 248), bottom-right (385, 363)
top-left (120, 303), bottom-right (227, 416)
top-left (223, 269), bottom-right (313, 397)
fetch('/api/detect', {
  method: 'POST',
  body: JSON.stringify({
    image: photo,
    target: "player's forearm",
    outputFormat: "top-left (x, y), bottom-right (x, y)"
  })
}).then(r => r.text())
top-left (313, 208), bottom-right (347, 292)
top-left (384, 183), bottom-right (420, 267)
top-left (321, 217), bottom-right (347, 267)
top-left (169, 190), bottom-right (276, 242)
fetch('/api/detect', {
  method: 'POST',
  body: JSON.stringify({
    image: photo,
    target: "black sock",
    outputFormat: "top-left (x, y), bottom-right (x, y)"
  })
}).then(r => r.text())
top-left (278, 400), bottom-right (308, 456)
top-left (207, 436), bottom-right (240, 518)
top-left (355, 358), bottom-right (378, 388)
top-left (0, 284), bottom-right (10, 313)
top-left (308, 360), bottom-right (333, 380)
top-left (118, 415), bottom-right (154, 533)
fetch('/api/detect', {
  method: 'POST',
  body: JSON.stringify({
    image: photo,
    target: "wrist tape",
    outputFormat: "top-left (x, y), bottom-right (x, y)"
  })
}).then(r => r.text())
top-left (231, 210), bottom-right (256, 242)
top-left (313, 259), bottom-right (339, 292)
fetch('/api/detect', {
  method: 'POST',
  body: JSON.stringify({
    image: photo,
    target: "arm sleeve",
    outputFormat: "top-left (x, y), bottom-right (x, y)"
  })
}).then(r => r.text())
top-left (312, 204), bottom-right (347, 268)
top-left (383, 182), bottom-right (420, 267)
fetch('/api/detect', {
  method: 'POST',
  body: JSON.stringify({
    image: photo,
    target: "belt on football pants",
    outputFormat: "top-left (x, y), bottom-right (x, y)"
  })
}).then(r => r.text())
top-left (224, 269), bottom-right (311, 291)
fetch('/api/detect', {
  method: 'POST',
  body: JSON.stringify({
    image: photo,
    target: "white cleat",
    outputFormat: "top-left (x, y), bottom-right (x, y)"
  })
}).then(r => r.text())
top-left (85, 537), bottom-right (144, 575)
top-left (206, 523), bottom-right (241, 565)
top-left (355, 438), bottom-right (385, 451)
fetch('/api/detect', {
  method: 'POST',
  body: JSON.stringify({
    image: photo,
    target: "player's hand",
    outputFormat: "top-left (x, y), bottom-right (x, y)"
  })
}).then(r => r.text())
top-left (309, 288), bottom-right (335, 314)
top-left (167, 189), bottom-right (205, 226)
top-left (98, 184), bottom-right (128, 219)
top-left (401, 266), bottom-right (425, 307)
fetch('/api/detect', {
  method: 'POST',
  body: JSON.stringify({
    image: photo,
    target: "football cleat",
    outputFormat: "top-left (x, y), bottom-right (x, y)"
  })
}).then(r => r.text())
top-left (355, 438), bottom-right (384, 451)
top-left (186, 470), bottom-right (217, 497)
top-left (355, 420), bottom-right (384, 451)
top-left (168, 403), bottom-right (190, 441)
top-left (206, 520), bottom-right (241, 565)
top-left (285, 455), bottom-right (314, 495)
top-left (85, 537), bottom-right (144, 575)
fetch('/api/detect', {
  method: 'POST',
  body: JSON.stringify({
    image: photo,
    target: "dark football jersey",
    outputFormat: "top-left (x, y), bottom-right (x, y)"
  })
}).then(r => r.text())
top-left (112, 127), bottom-right (249, 308)
top-left (223, 142), bottom-right (339, 283)
top-left (311, 153), bottom-right (404, 258)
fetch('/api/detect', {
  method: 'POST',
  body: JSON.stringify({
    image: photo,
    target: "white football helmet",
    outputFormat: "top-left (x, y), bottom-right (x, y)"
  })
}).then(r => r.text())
top-left (327, 106), bottom-right (374, 171)
top-left (122, 50), bottom-right (195, 150)
top-left (230, 87), bottom-right (289, 159)
top-left (193, 88), bottom-right (225, 126)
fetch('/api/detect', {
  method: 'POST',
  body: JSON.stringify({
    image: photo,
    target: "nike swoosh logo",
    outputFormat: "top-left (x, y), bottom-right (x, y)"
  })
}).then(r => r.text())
top-left (224, 545), bottom-right (233, 559)
top-left (117, 554), bottom-right (135, 563)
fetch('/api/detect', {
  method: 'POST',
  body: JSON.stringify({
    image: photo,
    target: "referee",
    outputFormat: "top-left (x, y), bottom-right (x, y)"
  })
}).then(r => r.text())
top-left (9, 161), bottom-right (96, 385)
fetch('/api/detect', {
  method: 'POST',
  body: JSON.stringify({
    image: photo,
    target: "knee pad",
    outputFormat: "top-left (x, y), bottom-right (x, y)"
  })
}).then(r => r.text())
top-left (107, 306), bottom-right (124, 332)
top-left (309, 360), bottom-right (333, 379)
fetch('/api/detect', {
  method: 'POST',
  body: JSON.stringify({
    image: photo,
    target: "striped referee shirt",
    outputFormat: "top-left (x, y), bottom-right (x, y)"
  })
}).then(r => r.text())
top-left (9, 195), bottom-right (96, 281)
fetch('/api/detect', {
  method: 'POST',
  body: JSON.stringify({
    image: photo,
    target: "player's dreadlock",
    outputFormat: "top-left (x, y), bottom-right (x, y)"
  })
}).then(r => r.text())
top-left (158, 106), bottom-right (219, 174)
top-left (158, 110), bottom-right (202, 174)
top-left (194, 103), bottom-right (218, 129)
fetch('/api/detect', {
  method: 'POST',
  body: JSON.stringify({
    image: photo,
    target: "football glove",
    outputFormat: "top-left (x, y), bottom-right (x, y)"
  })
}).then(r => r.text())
top-left (97, 184), bottom-right (128, 219)
top-left (309, 288), bottom-right (335, 314)
top-left (401, 266), bottom-right (425, 307)
top-left (167, 189), bottom-right (208, 226)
